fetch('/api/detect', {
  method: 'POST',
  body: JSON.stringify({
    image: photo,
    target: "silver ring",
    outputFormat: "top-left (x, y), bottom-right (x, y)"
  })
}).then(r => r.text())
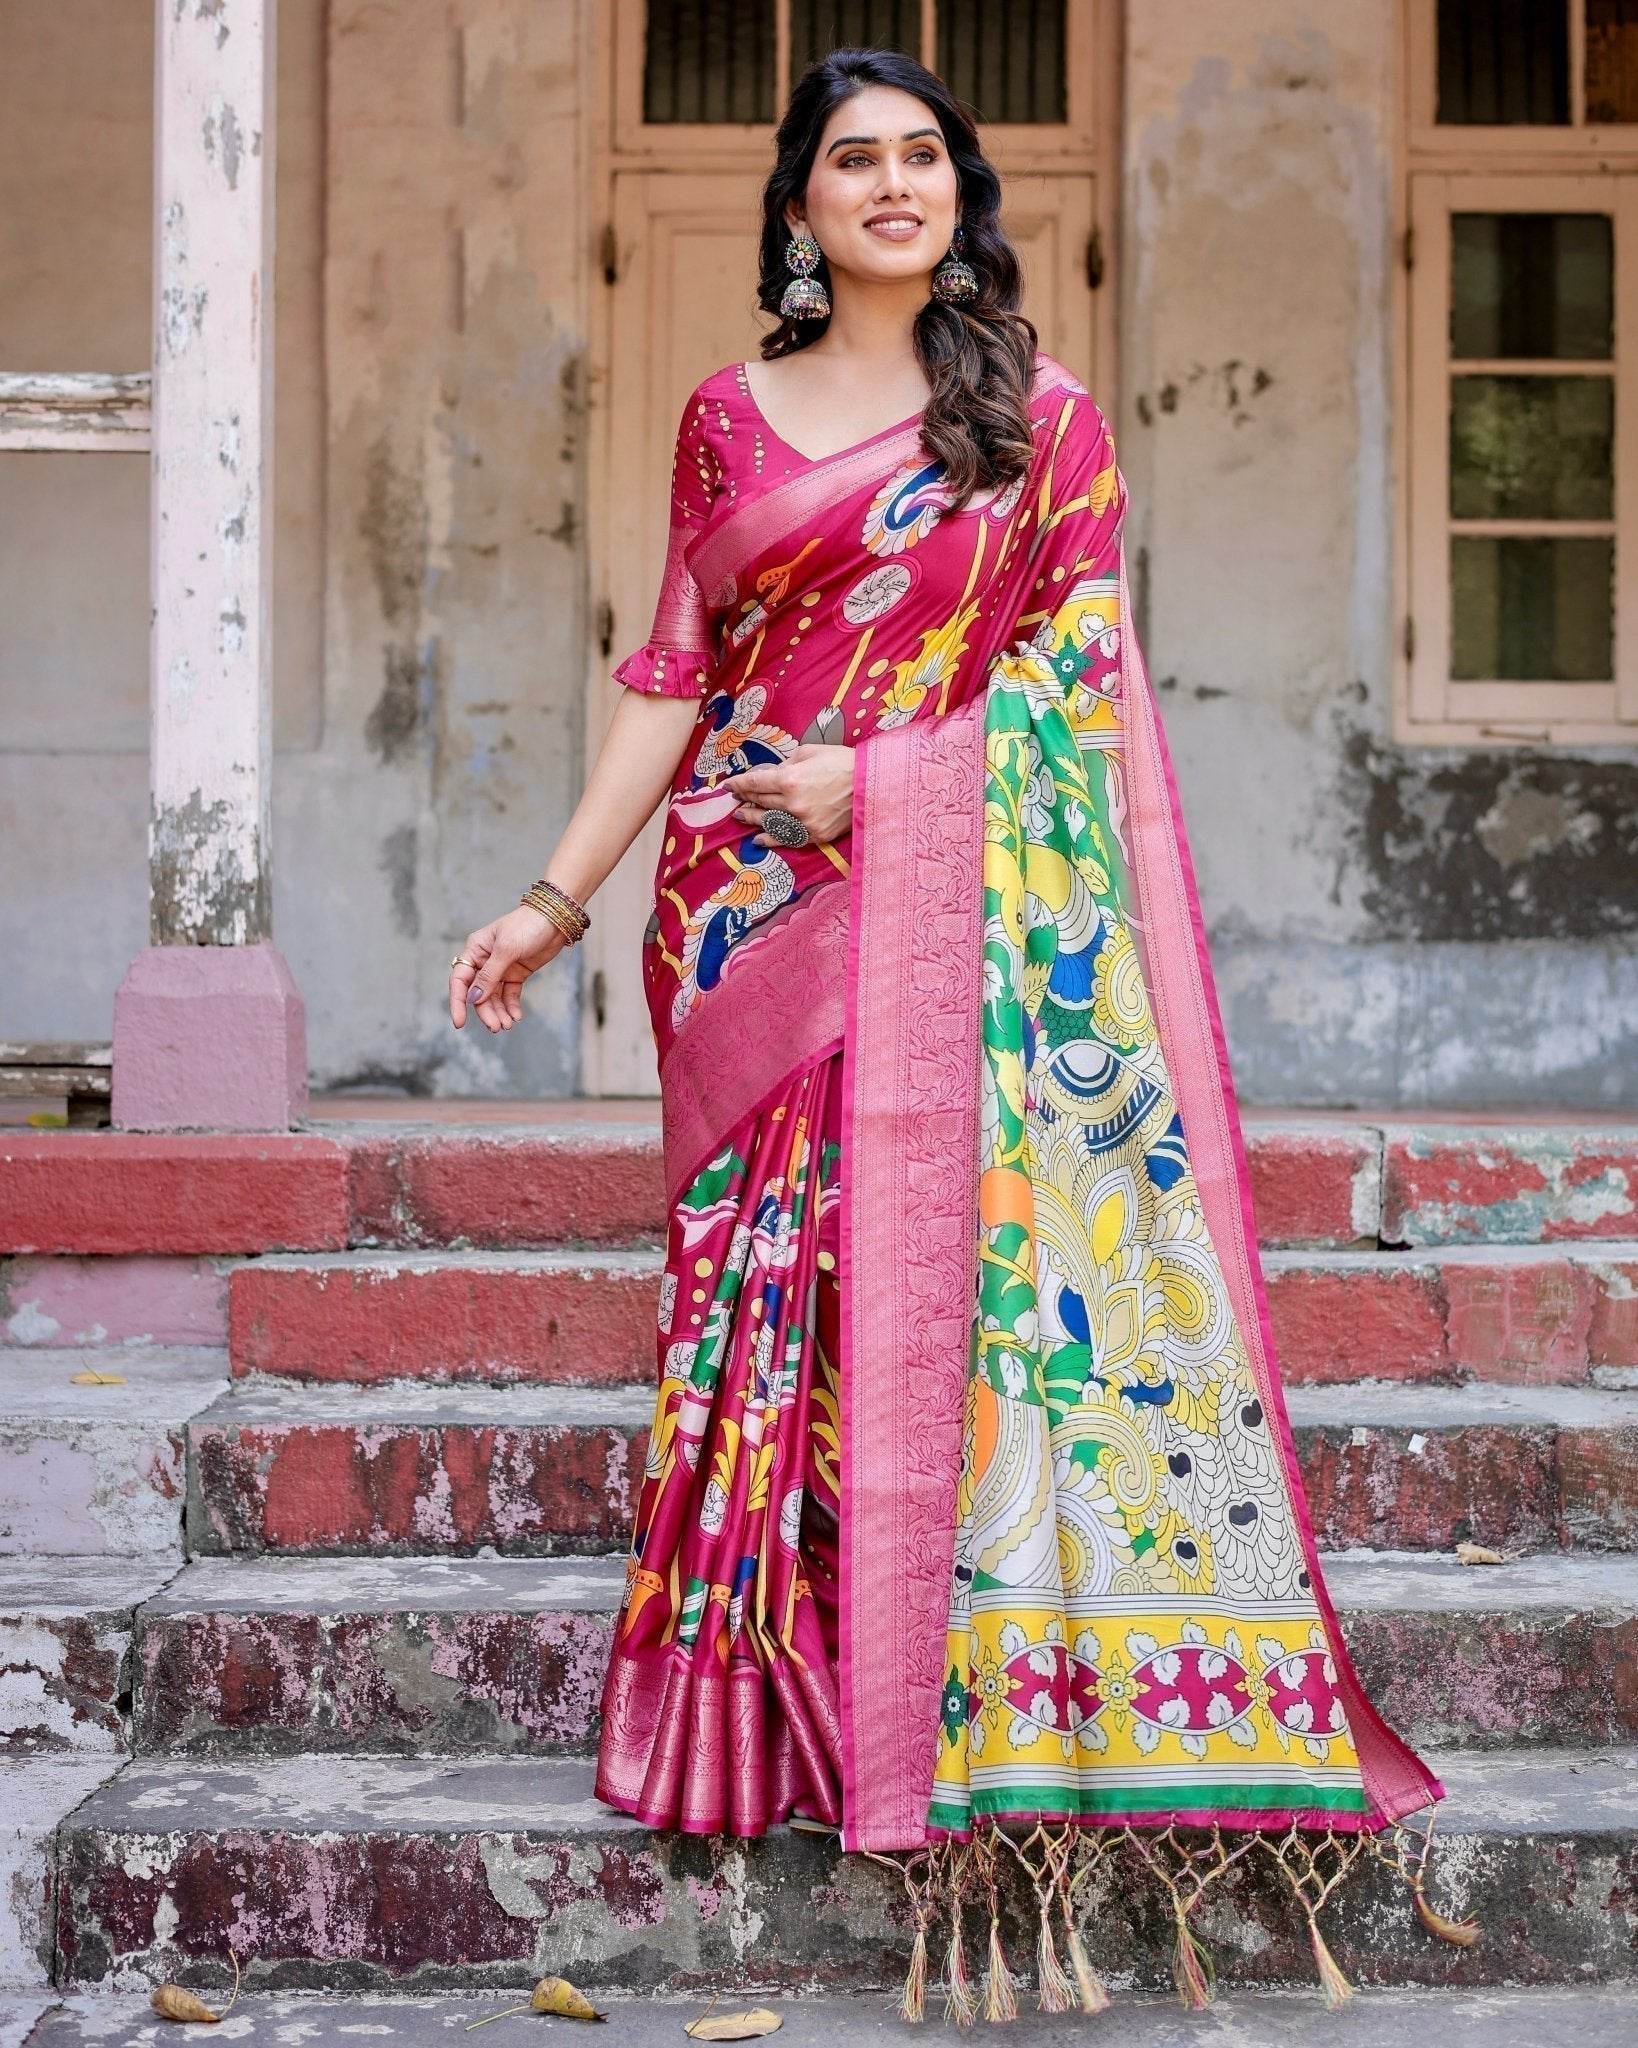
top-left (762, 806), bottom-right (810, 848)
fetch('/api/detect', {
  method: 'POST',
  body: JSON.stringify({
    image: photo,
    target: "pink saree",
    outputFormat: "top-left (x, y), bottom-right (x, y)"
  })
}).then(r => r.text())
top-left (595, 356), bottom-right (1466, 2008)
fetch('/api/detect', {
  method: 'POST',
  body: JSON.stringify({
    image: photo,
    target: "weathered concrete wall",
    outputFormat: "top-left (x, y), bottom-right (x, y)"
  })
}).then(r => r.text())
top-left (0, 0), bottom-right (585, 1100)
top-left (1120, 2), bottom-right (1638, 1105)
top-left (0, 0), bottom-right (326, 993)
top-left (286, 0), bottom-right (586, 1097)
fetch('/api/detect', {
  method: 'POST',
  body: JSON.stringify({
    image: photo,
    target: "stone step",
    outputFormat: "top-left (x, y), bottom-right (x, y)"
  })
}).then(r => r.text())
top-left (1288, 1382), bottom-right (1638, 1553)
top-left (220, 1241), bottom-right (1638, 1392)
top-left (131, 1554), bottom-right (622, 1756)
top-left (227, 1248), bottom-right (663, 1386)
top-left (123, 1550), bottom-right (1638, 1759)
top-left (0, 1123), bottom-right (665, 1258)
top-left (185, 1379), bottom-right (648, 1557)
top-left (0, 1252), bottom-right (229, 1351)
top-left (184, 1377), bottom-right (1638, 1557)
top-left (48, 1748), bottom-right (1638, 1992)
top-left (1379, 1123), bottom-right (1638, 1247)
top-left (13, 1986), bottom-right (1638, 2047)
top-left (8, 1118), bottom-right (1637, 1260)
top-left (1264, 1243), bottom-right (1638, 1388)
top-left (0, 1756), bottom-right (123, 1991)
top-left (0, 1348), bottom-right (228, 1557)
top-left (1, 1559), bottom-right (180, 1755)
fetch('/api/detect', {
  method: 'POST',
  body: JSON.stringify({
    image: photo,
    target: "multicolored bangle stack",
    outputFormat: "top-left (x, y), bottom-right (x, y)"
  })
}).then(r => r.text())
top-left (522, 877), bottom-right (591, 944)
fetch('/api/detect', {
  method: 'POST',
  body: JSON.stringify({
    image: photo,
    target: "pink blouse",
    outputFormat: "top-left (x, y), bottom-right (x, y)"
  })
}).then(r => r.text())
top-left (612, 363), bottom-right (817, 698)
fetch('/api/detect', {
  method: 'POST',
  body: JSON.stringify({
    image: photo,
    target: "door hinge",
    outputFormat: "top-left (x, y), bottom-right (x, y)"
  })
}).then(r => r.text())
top-left (600, 220), bottom-right (619, 287)
top-left (596, 597), bottom-right (614, 658)
top-left (1402, 224), bottom-right (1414, 272)
top-left (1086, 224), bottom-right (1104, 291)
top-left (590, 967), bottom-right (607, 1029)
top-left (1403, 613), bottom-right (1416, 660)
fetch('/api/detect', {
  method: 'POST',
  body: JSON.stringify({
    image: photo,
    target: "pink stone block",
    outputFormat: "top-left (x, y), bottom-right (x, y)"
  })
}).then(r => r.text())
top-left (0, 1135), bottom-right (348, 1255)
top-left (1246, 1128), bottom-right (1379, 1248)
top-left (345, 1131), bottom-right (666, 1247)
top-left (1, 1256), bottom-right (227, 1348)
top-left (112, 944), bottom-right (308, 1133)
top-left (1442, 1256), bottom-right (1597, 1385)
top-left (1588, 1258), bottom-right (1638, 1372)
top-left (1267, 1263), bottom-right (1448, 1384)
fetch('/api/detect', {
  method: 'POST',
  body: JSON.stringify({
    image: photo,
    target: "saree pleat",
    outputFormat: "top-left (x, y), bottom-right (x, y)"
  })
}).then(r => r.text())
top-left (596, 1051), bottom-right (845, 1835)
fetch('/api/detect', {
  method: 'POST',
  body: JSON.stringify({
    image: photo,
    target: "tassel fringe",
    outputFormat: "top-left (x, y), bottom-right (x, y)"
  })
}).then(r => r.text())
top-left (1372, 1810), bottom-right (1482, 1949)
top-left (975, 1833), bottom-right (1018, 2023)
top-left (943, 1845), bottom-right (979, 2029)
top-left (983, 1916), bottom-right (1018, 2025)
top-left (1169, 1909), bottom-right (1214, 2011)
top-left (1414, 1888), bottom-right (1481, 1948)
top-left (1064, 1926), bottom-right (1111, 2016)
top-left (1308, 1917), bottom-right (1354, 2009)
top-left (865, 1800), bottom-right (1478, 2022)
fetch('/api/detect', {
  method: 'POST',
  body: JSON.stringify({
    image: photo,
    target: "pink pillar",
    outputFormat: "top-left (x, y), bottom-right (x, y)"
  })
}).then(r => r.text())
top-left (113, 0), bottom-right (307, 1132)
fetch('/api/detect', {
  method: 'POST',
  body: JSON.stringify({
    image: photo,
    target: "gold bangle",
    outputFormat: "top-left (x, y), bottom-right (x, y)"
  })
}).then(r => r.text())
top-left (521, 889), bottom-right (586, 943)
top-left (523, 881), bottom-right (587, 929)
top-left (525, 877), bottom-right (589, 932)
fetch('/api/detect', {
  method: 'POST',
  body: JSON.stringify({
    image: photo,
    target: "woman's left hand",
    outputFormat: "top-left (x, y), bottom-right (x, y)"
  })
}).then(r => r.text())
top-left (723, 743), bottom-right (855, 848)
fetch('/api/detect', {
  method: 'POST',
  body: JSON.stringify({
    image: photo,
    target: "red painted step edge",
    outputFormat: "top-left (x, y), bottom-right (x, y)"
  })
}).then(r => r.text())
top-left (229, 1259), bottom-right (658, 1385)
top-left (0, 1135), bottom-right (349, 1255)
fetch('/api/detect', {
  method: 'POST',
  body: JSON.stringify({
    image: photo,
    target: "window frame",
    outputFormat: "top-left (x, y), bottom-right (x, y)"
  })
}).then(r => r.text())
top-left (611, 0), bottom-right (1103, 173)
top-left (1398, 1), bottom-right (1638, 744)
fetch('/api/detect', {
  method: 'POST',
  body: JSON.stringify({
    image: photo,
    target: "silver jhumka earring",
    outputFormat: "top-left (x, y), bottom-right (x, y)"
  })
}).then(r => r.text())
top-left (780, 227), bottom-right (831, 319)
top-left (931, 220), bottom-right (979, 304)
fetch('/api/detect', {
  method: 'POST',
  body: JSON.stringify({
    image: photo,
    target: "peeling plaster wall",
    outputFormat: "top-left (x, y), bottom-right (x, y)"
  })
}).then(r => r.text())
top-left (0, 0), bottom-right (584, 1101)
top-left (0, 0), bottom-right (326, 1018)
top-left (1122, 3), bottom-right (1638, 1105)
top-left (280, 0), bottom-right (586, 1097)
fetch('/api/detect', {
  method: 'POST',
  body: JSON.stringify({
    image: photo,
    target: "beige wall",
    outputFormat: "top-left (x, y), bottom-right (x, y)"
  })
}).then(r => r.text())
top-left (1120, 2), bottom-right (1638, 1104)
top-left (0, 0), bottom-right (325, 999)
top-left (0, 0), bottom-right (588, 1097)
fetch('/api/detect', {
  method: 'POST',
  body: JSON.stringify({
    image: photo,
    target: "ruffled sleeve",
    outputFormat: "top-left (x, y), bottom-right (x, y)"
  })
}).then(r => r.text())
top-left (611, 381), bottom-right (720, 698)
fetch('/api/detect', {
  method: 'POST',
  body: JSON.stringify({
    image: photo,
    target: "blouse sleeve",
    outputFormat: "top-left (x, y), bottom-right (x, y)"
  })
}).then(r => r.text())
top-left (611, 383), bottom-right (720, 699)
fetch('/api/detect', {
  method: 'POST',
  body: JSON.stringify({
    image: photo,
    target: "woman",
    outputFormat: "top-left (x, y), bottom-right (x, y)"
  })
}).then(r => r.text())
top-left (450, 45), bottom-right (1472, 2019)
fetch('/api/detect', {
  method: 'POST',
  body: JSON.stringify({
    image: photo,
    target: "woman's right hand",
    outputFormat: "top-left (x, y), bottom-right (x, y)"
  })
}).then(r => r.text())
top-left (449, 905), bottom-right (569, 1033)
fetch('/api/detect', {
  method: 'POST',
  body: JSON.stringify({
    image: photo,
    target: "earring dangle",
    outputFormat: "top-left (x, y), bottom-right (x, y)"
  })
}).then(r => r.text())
top-left (931, 221), bottom-right (979, 304)
top-left (780, 227), bottom-right (831, 320)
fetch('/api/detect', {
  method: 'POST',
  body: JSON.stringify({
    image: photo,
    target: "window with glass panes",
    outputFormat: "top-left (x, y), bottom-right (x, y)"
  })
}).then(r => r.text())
top-left (1404, 2), bottom-right (1638, 742)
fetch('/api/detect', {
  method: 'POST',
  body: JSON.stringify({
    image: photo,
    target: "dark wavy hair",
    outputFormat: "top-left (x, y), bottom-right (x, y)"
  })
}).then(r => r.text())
top-left (756, 46), bottom-right (1037, 511)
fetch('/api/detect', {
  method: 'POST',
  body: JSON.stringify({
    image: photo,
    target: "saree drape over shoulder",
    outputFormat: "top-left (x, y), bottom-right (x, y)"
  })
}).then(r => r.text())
top-left (595, 356), bottom-right (1464, 2009)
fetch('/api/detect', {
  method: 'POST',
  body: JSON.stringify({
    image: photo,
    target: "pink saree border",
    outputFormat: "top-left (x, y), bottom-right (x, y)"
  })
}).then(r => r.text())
top-left (659, 879), bottom-right (850, 1211)
top-left (839, 696), bottom-right (986, 1855)
top-left (1117, 541), bottom-right (1445, 1830)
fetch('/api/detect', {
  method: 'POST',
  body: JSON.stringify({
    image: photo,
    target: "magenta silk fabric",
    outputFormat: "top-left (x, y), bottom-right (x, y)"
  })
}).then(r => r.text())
top-left (593, 355), bottom-right (1442, 1850)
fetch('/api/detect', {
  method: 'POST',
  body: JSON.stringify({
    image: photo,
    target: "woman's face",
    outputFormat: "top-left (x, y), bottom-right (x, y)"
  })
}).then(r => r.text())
top-left (788, 84), bottom-right (960, 289)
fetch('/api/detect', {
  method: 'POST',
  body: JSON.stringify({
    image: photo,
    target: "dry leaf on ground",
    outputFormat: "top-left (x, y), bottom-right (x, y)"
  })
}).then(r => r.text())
top-left (70, 1370), bottom-right (127, 1385)
top-left (465, 1976), bottom-right (608, 2030)
top-left (533, 1977), bottom-right (607, 2020)
top-left (685, 2009), bottom-right (783, 2039)
top-left (151, 1949), bottom-right (240, 2023)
